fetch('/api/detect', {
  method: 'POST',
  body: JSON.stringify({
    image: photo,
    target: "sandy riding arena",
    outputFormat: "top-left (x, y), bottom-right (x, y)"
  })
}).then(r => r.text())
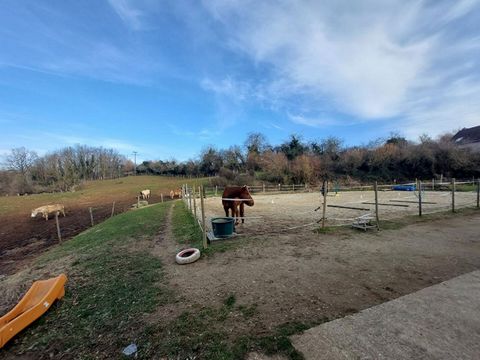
top-left (201, 190), bottom-right (478, 236)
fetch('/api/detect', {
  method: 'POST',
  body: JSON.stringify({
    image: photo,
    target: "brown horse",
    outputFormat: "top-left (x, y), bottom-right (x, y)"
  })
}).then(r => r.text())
top-left (222, 186), bottom-right (254, 224)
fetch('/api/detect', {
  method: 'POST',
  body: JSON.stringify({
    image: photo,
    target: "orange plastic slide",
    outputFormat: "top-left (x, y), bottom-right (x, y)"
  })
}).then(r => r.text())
top-left (0, 274), bottom-right (67, 348)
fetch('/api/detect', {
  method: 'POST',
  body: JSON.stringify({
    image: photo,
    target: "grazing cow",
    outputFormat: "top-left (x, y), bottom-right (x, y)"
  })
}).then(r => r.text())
top-left (169, 188), bottom-right (182, 199)
top-left (31, 204), bottom-right (66, 221)
top-left (140, 189), bottom-right (151, 200)
top-left (222, 185), bottom-right (254, 224)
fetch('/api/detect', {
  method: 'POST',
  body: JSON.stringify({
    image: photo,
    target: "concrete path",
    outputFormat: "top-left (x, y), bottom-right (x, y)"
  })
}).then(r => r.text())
top-left (291, 271), bottom-right (480, 359)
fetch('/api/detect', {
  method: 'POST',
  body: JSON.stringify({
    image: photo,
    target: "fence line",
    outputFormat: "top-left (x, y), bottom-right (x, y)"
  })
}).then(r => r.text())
top-left (183, 178), bottom-right (479, 242)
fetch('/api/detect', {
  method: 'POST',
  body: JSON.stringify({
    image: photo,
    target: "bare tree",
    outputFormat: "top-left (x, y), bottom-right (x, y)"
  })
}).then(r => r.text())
top-left (3, 147), bottom-right (38, 193)
top-left (4, 147), bottom-right (38, 175)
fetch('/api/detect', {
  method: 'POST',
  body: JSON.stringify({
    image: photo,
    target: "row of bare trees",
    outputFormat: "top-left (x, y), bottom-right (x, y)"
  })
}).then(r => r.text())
top-left (1, 145), bottom-right (127, 195)
top-left (2, 131), bottom-right (479, 195)
top-left (137, 132), bottom-right (480, 185)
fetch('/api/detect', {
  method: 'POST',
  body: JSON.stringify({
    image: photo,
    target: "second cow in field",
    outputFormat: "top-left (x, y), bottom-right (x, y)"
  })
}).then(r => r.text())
top-left (169, 189), bottom-right (182, 199)
top-left (31, 204), bottom-right (66, 221)
top-left (140, 189), bottom-right (151, 200)
top-left (222, 186), bottom-right (254, 225)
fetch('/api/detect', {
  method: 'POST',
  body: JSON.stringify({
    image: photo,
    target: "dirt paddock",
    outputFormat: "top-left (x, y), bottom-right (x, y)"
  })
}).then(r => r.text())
top-left (0, 193), bottom-right (172, 276)
top-left (168, 208), bottom-right (480, 336)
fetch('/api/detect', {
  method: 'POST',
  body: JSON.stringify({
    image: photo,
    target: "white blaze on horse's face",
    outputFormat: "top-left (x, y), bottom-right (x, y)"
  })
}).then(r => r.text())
top-left (242, 185), bottom-right (254, 206)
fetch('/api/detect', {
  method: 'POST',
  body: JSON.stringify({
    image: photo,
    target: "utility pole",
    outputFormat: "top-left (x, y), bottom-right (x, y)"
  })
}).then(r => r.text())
top-left (132, 151), bottom-right (138, 176)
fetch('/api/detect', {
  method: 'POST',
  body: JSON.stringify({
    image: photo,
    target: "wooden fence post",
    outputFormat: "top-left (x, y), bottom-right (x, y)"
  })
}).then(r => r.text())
top-left (200, 186), bottom-right (208, 249)
top-left (89, 207), bottom-right (94, 226)
top-left (161, 193), bottom-right (164, 203)
top-left (374, 181), bottom-right (380, 230)
top-left (55, 212), bottom-right (62, 242)
top-left (418, 180), bottom-right (422, 217)
top-left (215, 185), bottom-right (218, 196)
top-left (451, 178), bottom-right (456, 213)
top-left (263, 183), bottom-right (265, 193)
top-left (293, 184), bottom-right (295, 192)
top-left (321, 180), bottom-right (327, 228)
top-left (111, 201), bottom-right (115, 217)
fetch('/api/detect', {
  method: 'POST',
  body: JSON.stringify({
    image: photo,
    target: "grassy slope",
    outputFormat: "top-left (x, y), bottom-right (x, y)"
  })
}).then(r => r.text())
top-left (1, 203), bottom-right (170, 359)
top-left (1, 199), bottom-right (311, 359)
top-left (0, 175), bottom-right (207, 215)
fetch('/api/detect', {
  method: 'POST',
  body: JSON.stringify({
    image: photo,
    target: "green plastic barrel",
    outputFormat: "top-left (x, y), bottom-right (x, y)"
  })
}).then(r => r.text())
top-left (211, 217), bottom-right (235, 238)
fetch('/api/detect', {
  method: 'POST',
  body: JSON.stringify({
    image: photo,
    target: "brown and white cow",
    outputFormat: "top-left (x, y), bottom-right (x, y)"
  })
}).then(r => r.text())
top-left (222, 185), bottom-right (254, 224)
top-left (140, 189), bottom-right (151, 200)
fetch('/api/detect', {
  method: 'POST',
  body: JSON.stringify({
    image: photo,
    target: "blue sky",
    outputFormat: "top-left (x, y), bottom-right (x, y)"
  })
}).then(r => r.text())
top-left (1, 0), bottom-right (480, 162)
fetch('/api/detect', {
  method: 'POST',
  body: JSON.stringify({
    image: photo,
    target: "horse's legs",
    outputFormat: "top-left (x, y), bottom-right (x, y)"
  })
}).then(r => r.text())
top-left (240, 203), bottom-right (245, 223)
top-left (234, 204), bottom-right (240, 225)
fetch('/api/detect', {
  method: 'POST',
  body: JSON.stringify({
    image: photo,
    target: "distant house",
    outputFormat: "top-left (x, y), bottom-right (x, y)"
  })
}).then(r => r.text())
top-left (452, 125), bottom-right (480, 152)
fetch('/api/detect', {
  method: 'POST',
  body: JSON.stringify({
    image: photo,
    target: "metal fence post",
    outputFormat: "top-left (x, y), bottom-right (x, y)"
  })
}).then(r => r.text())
top-left (451, 178), bottom-right (456, 213)
top-left (193, 188), bottom-right (197, 219)
top-left (477, 179), bottom-right (479, 209)
top-left (200, 186), bottom-right (208, 249)
top-left (418, 180), bottom-right (422, 217)
top-left (374, 181), bottom-right (380, 230)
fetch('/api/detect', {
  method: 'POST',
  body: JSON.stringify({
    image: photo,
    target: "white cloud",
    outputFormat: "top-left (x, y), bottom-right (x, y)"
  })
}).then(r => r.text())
top-left (107, 0), bottom-right (144, 30)
top-left (202, 0), bottom-right (480, 137)
top-left (201, 77), bottom-right (250, 102)
top-left (167, 123), bottom-right (221, 142)
top-left (288, 114), bottom-right (343, 128)
top-left (200, 77), bottom-right (252, 131)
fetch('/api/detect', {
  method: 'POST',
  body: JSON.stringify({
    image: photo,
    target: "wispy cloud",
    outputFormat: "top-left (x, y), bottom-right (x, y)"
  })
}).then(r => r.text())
top-left (201, 0), bottom-right (480, 137)
top-left (201, 77), bottom-right (251, 102)
top-left (288, 114), bottom-right (344, 128)
top-left (107, 0), bottom-right (144, 30)
top-left (200, 76), bottom-right (251, 131)
top-left (167, 123), bottom-right (221, 142)
top-left (0, 2), bottom-right (161, 84)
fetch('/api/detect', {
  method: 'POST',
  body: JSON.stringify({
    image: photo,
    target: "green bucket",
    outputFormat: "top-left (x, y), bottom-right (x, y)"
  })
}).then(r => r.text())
top-left (211, 217), bottom-right (235, 238)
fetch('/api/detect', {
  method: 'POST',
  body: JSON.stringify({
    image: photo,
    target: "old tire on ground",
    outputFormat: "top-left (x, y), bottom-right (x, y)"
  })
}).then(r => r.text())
top-left (175, 248), bottom-right (201, 265)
